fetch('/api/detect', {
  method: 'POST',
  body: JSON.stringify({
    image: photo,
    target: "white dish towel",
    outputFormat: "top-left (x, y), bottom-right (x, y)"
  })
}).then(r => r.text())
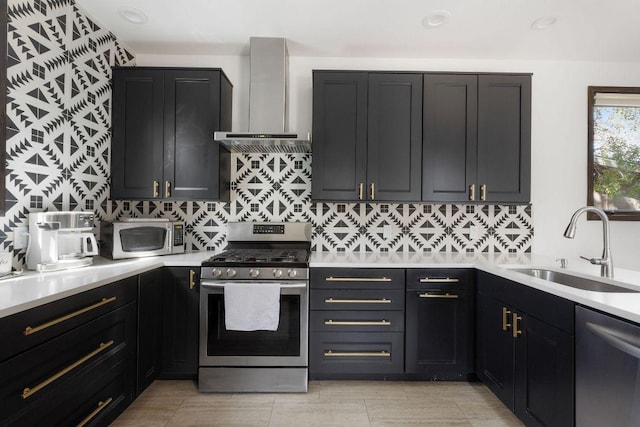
top-left (224, 282), bottom-right (281, 331)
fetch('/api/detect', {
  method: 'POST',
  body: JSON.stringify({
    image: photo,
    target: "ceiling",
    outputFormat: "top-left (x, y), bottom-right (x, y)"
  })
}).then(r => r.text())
top-left (75, 0), bottom-right (640, 62)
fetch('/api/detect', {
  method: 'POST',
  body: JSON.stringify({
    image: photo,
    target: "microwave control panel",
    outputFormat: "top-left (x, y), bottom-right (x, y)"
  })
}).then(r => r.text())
top-left (173, 223), bottom-right (184, 246)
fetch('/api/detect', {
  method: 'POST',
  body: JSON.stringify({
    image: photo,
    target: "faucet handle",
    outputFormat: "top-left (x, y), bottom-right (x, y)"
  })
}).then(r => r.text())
top-left (580, 255), bottom-right (604, 265)
top-left (555, 258), bottom-right (568, 268)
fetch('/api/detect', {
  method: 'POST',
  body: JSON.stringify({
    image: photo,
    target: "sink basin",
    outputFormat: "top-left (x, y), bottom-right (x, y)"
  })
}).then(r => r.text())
top-left (511, 268), bottom-right (640, 293)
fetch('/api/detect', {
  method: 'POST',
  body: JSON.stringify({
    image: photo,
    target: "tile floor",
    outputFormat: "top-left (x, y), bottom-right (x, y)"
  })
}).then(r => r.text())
top-left (112, 380), bottom-right (524, 426)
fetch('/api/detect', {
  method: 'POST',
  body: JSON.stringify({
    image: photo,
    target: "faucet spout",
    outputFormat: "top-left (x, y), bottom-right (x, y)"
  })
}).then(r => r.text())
top-left (563, 206), bottom-right (613, 278)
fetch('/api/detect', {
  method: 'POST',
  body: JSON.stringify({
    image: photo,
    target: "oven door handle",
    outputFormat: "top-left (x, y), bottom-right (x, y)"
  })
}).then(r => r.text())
top-left (200, 281), bottom-right (307, 289)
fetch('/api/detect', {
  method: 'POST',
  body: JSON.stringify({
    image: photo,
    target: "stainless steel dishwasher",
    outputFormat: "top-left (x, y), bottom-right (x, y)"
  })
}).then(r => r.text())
top-left (576, 305), bottom-right (640, 426)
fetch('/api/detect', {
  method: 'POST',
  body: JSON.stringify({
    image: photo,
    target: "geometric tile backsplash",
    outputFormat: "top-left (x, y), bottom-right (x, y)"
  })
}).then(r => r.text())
top-left (2, 0), bottom-right (533, 270)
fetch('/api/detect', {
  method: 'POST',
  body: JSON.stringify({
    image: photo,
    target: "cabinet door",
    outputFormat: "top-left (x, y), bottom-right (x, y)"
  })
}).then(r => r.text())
top-left (137, 268), bottom-right (163, 395)
top-left (367, 73), bottom-right (422, 201)
top-left (476, 293), bottom-right (515, 409)
top-left (312, 71), bottom-right (368, 201)
top-left (111, 68), bottom-right (164, 199)
top-left (405, 289), bottom-right (473, 379)
top-left (163, 70), bottom-right (231, 200)
top-left (161, 267), bottom-right (200, 379)
top-left (477, 75), bottom-right (531, 203)
top-left (422, 74), bottom-right (478, 202)
top-left (514, 314), bottom-right (574, 427)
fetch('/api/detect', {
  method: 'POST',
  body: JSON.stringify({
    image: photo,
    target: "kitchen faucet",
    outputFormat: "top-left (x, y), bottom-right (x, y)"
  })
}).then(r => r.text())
top-left (563, 206), bottom-right (614, 278)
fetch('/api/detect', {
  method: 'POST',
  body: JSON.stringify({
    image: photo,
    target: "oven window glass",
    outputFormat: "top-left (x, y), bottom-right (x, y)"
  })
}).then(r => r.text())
top-left (119, 227), bottom-right (167, 252)
top-left (206, 294), bottom-right (301, 356)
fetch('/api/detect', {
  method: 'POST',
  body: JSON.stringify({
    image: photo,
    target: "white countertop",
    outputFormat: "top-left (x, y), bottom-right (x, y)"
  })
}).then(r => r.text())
top-left (0, 251), bottom-right (215, 319)
top-left (3, 250), bottom-right (640, 325)
top-left (310, 251), bottom-right (640, 324)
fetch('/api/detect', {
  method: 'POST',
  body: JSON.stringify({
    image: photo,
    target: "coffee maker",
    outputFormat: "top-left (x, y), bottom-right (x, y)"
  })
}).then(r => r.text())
top-left (26, 211), bottom-right (99, 272)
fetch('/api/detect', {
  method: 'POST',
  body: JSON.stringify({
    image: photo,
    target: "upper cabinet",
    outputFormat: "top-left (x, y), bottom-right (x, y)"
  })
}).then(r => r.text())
top-left (312, 71), bottom-right (423, 202)
top-left (111, 67), bottom-right (232, 201)
top-left (423, 73), bottom-right (531, 203)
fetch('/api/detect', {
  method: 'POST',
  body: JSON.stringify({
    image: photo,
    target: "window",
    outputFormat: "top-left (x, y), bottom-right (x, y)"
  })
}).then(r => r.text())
top-left (588, 86), bottom-right (640, 220)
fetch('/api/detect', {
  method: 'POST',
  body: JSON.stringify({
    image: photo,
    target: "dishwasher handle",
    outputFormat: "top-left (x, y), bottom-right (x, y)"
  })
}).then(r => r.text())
top-left (586, 322), bottom-right (640, 360)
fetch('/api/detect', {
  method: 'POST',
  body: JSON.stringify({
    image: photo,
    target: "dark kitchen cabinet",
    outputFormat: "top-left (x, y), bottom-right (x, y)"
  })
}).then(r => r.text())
top-left (160, 267), bottom-right (200, 379)
top-left (477, 271), bottom-right (574, 427)
top-left (0, 277), bottom-right (137, 426)
top-left (405, 269), bottom-right (475, 380)
top-left (309, 268), bottom-right (405, 379)
top-left (136, 268), bottom-right (163, 395)
top-left (422, 73), bottom-right (531, 203)
top-left (111, 67), bottom-right (232, 201)
top-left (312, 71), bottom-right (422, 202)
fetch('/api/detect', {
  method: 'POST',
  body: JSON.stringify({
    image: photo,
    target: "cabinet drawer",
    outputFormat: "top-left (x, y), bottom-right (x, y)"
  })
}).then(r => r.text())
top-left (310, 310), bottom-right (404, 332)
top-left (309, 332), bottom-right (404, 375)
top-left (311, 268), bottom-right (404, 290)
top-left (406, 268), bottom-right (475, 291)
top-left (311, 289), bottom-right (405, 311)
top-left (0, 303), bottom-right (136, 421)
top-left (0, 276), bottom-right (137, 362)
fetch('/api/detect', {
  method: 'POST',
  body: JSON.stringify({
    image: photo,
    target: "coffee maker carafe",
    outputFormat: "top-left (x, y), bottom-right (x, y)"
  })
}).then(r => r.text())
top-left (26, 211), bottom-right (98, 272)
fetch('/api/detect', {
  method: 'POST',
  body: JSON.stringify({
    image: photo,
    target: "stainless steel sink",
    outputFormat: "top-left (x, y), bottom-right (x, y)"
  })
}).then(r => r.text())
top-left (511, 268), bottom-right (640, 293)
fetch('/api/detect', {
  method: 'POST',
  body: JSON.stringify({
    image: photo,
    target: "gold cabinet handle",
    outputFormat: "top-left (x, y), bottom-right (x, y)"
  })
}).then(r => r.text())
top-left (419, 277), bottom-right (460, 283)
top-left (358, 182), bottom-right (364, 200)
top-left (22, 341), bottom-right (114, 399)
top-left (165, 180), bottom-right (171, 198)
top-left (324, 350), bottom-right (390, 357)
top-left (24, 297), bottom-right (117, 336)
top-left (153, 180), bottom-right (159, 197)
top-left (480, 184), bottom-right (487, 201)
top-left (419, 293), bottom-right (459, 299)
top-left (189, 269), bottom-right (197, 289)
top-left (502, 307), bottom-right (512, 331)
top-left (370, 183), bottom-right (375, 200)
top-left (324, 298), bottom-right (391, 304)
top-left (77, 397), bottom-right (113, 427)
top-left (324, 320), bottom-right (391, 326)
top-left (325, 276), bottom-right (392, 282)
top-left (513, 313), bottom-right (523, 338)
top-left (469, 184), bottom-right (476, 201)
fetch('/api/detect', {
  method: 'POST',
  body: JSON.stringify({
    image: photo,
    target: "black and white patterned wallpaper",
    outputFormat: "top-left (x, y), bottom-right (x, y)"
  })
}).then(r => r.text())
top-left (2, 0), bottom-right (533, 270)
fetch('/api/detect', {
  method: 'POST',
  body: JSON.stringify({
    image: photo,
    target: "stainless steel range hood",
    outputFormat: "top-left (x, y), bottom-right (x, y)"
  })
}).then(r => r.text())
top-left (215, 38), bottom-right (311, 153)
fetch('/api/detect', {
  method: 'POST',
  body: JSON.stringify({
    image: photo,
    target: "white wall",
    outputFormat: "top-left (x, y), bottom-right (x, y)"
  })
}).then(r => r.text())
top-left (138, 54), bottom-right (640, 271)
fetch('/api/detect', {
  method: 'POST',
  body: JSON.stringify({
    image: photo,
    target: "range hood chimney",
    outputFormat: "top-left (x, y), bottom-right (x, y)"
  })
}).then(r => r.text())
top-left (215, 37), bottom-right (311, 153)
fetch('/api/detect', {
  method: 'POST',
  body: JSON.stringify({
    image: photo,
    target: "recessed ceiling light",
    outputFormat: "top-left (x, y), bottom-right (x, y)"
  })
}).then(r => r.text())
top-left (530, 15), bottom-right (557, 31)
top-left (117, 6), bottom-right (148, 24)
top-left (422, 10), bottom-right (451, 30)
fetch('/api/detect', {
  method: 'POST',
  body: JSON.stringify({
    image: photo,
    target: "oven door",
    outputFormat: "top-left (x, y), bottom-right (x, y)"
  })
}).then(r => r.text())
top-left (199, 281), bottom-right (308, 367)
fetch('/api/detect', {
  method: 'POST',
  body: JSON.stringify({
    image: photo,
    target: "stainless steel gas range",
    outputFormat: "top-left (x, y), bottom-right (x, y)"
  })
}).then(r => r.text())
top-left (198, 222), bottom-right (311, 392)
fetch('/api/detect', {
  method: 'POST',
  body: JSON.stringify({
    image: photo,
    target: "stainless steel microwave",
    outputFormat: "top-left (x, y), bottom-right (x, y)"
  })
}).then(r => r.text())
top-left (100, 219), bottom-right (185, 259)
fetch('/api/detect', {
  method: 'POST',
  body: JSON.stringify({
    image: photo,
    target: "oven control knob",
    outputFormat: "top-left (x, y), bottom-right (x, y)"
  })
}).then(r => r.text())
top-left (226, 268), bottom-right (237, 278)
top-left (212, 268), bottom-right (223, 278)
top-left (288, 269), bottom-right (298, 278)
top-left (249, 268), bottom-right (260, 278)
top-left (273, 269), bottom-right (283, 278)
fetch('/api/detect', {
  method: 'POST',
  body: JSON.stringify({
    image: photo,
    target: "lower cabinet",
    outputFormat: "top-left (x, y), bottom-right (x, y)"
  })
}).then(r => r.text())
top-left (476, 271), bottom-right (574, 427)
top-left (405, 269), bottom-right (475, 380)
top-left (160, 267), bottom-right (200, 379)
top-left (309, 268), bottom-right (405, 379)
top-left (137, 268), bottom-right (164, 394)
top-left (0, 292), bottom-right (137, 426)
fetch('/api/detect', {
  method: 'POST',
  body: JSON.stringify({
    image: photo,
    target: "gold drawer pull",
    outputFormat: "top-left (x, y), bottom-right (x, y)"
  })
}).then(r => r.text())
top-left (189, 269), bottom-right (197, 289)
top-left (324, 350), bottom-right (390, 357)
top-left (325, 298), bottom-right (391, 304)
top-left (419, 293), bottom-right (459, 299)
top-left (153, 180), bottom-right (159, 197)
top-left (165, 180), bottom-right (171, 198)
top-left (24, 297), bottom-right (117, 336)
top-left (419, 278), bottom-right (460, 283)
top-left (513, 313), bottom-right (523, 338)
top-left (22, 340), bottom-right (114, 399)
top-left (77, 397), bottom-right (113, 427)
top-left (502, 307), bottom-right (512, 331)
top-left (358, 182), bottom-right (364, 200)
top-left (325, 320), bottom-right (391, 326)
top-left (370, 183), bottom-right (375, 200)
top-left (480, 184), bottom-right (487, 201)
top-left (469, 184), bottom-right (476, 201)
top-left (325, 277), bottom-right (392, 282)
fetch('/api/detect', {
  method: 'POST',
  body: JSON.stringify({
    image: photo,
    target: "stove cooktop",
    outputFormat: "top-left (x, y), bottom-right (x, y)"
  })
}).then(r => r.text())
top-left (201, 248), bottom-right (310, 268)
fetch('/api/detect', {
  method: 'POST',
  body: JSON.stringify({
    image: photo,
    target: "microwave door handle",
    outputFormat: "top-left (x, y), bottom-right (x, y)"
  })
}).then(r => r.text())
top-left (167, 225), bottom-right (172, 252)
